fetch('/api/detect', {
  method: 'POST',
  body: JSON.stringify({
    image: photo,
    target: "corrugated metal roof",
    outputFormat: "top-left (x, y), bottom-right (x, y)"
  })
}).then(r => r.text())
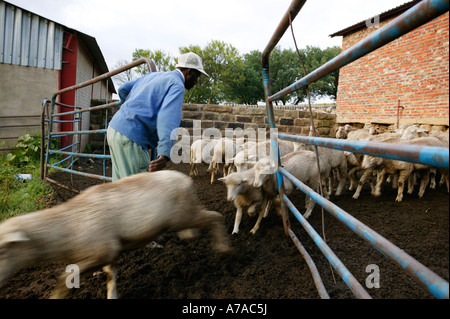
top-left (329, 0), bottom-right (422, 37)
top-left (0, 1), bottom-right (64, 69)
top-left (1, 0), bottom-right (116, 93)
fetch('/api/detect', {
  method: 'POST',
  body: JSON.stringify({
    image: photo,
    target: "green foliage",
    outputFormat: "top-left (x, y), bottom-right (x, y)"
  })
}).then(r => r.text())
top-left (5, 133), bottom-right (41, 167)
top-left (128, 42), bottom-right (341, 105)
top-left (1, 137), bottom-right (55, 221)
top-left (132, 49), bottom-right (175, 74)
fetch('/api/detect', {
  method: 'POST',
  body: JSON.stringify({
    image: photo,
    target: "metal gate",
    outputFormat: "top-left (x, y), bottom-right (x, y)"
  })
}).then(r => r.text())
top-left (262, 0), bottom-right (449, 299)
top-left (40, 58), bottom-right (156, 193)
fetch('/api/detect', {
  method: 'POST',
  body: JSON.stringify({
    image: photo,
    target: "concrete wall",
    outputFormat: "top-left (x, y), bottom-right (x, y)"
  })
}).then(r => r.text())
top-left (336, 12), bottom-right (449, 127)
top-left (0, 63), bottom-right (58, 149)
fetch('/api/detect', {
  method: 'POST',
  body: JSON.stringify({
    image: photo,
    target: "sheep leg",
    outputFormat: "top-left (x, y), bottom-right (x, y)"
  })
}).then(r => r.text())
top-left (232, 206), bottom-right (243, 235)
top-left (189, 163), bottom-right (195, 177)
top-left (50, 258), bottom-right (114, 299)
top-left (103, 264), bottom-right (118, 299)
top-left (407, 174), bottom-right (415, 194)
top-left (210, 162), bottom-right (216, 184)
top-left (418, 171), bottom-right (430, 198)
top-left (396, 169), bottom-right (412, 202)
top-left (335, 163), bottom-right (347, 196)
top-left (373, 168), bottom-right (387, 197)
top-left (303, 196), bottom-right (316, 219)
top-left (353, 167), bottom-right (373, 199)
top-left (348, 167), bottom-right (359, 191)
top-left (263, 199), bottom-right (272, 218)
top-left (250, 209), bottom-right (265, 235)
top-left (429, 168), bottom-right (437, 189)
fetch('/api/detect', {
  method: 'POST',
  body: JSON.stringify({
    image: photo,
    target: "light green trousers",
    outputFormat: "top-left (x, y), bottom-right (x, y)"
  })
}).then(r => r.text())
top-left (107, 126), bottom-right (151, 181)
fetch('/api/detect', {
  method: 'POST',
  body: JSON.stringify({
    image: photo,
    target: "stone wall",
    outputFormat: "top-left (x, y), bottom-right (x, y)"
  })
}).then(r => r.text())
top-left (181, 104), bottom-right (337, 138)
top-left (88, 103), bottom-right (337, 150)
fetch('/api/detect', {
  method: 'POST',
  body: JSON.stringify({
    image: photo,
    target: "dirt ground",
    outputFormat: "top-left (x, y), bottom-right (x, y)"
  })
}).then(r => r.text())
top-left (0, 158), bottom-right (448, 299)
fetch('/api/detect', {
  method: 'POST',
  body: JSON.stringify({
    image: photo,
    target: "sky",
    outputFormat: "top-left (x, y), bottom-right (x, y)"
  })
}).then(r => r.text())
top-left (7, 0), bottom-right (410, 72)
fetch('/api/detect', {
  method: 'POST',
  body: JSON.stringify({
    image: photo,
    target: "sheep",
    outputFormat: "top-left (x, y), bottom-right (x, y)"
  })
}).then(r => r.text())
top-left (347, 126), bottom-right (379, 141)
top-left (189, 138), bottom-right (220, 177)
top-left (209, 137), bottom-right (247, 184)
top-left (402, 136), bottom-right (449, 196)
top-left (360, 153), bottom-right (413, 202)
top-left (352, 132), bottom-right (403, 200)
top-left (0, 170), bottom-right (230, 299)
top-left (308, 126), bottom-right (347, 197)
top-left (336, 124), bottom-right (354, 139)
top-left (400, 125), bottom-right (429, 141)
top-left (231, 139), bottom-right (299, 173)
top-left (218, 168), bottom-right (269, 235)
top-left (254, 150), bottom-right (331, 219)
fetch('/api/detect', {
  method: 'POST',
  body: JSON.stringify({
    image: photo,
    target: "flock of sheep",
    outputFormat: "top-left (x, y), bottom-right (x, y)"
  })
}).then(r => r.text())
top-left (190, 123), bottom-right (449, 238)
top-left (0, 122), bottom-right (447, 299)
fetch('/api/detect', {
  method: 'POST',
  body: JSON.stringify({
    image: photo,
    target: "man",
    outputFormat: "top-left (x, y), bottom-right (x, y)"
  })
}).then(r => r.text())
top-left (107, 52), bottom-right (209, 181)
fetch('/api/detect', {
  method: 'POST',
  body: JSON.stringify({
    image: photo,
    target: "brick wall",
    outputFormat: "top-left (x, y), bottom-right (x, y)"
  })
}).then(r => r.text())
top-left (336, 12), bottom-right (449, 127)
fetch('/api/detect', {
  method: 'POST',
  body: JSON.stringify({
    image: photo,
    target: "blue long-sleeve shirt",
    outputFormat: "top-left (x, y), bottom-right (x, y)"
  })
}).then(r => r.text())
top-left (109, 70), bottom-right (185, 158)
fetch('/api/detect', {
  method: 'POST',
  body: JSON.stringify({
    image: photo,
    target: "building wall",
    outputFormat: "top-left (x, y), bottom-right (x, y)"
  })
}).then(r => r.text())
top-left (0, 63), bottom-right (58, 149)
top-left (74, 40), bottom-right (113, 151)
top-left (336, 12), bottom-right (449, 127)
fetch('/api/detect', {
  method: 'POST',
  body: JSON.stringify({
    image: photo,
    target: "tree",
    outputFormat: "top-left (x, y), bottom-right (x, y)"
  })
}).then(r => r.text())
top-left (132, 49), bottom-right (175, 75)
top-left (112, 59), bottom-right (138, 86)
top-left (126, 43), bottom-right (340, 105)
top-left (226, 50), bottom-right (265, 105)
top-left (269, 47), bottom-right (301, 105)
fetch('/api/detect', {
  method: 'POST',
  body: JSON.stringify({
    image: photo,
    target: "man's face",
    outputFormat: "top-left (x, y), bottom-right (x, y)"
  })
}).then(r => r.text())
top-left (185, 69), bottom-right (201, 90)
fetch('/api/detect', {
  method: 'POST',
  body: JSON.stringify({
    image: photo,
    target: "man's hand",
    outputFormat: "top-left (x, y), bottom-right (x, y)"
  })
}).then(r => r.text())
top-left (149, 155), bottom-right (169, 172)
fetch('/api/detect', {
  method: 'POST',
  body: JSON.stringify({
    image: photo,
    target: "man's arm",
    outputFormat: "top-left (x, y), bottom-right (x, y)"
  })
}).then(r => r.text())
top-left (155, 83), bottom-right (185, 159)
top-left (118, 79), bottom-right (139, 104)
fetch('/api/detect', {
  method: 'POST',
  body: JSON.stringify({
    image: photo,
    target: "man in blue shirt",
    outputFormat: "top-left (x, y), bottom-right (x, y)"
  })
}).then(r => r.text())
top-left (107, 52), bottom-right (209, 181)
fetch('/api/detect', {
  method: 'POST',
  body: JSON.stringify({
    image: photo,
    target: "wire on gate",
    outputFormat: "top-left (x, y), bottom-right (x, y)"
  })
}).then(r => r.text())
top-left (288, 12), bottom-right (336, 285)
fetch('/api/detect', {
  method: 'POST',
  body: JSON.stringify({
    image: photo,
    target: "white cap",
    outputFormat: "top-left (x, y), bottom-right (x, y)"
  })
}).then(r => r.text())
top-left (176, 52), bottom-right (209, 77)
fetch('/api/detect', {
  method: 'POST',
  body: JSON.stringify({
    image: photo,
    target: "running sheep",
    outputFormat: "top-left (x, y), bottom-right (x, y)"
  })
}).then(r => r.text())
top-left (0, 170), bottom-right (230, 299)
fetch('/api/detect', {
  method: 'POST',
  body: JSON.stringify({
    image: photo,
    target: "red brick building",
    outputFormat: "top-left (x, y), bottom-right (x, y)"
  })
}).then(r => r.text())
top-left (331, 1), bottom-right (449, 128)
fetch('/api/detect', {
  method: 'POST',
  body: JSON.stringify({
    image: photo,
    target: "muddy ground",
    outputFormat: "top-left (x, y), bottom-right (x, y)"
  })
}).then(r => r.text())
top-left (0, 158), bottom-right (448, 300)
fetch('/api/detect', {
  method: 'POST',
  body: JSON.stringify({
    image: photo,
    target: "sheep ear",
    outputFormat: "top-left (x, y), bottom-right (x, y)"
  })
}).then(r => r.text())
top-left (218, 177), bottom-right (227, 182)
top-left (5, 231), bottom-right (30, 244)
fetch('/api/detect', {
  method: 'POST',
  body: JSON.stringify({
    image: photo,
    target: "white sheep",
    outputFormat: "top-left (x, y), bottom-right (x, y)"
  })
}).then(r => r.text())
top-left (400, 125), bottom-right (429, 141)
top-left (0, 170), bottom-right (230, 299)
top-left (336, 124), bottom-right (354, 139)
top-left (231, 139), bottom-right (299, 173)
top-left (189, 138), bottom-right (220, 177)
top-left (218, 168), bottom-right (269, 235)
top-left (254, 150), bottom-right (331, 219)
top-left (209, 137), bottom-right (247, 184)
top-left (402, 136), bottom-right (449, 197)
top-left (308, 126), bottom-right (347, 197)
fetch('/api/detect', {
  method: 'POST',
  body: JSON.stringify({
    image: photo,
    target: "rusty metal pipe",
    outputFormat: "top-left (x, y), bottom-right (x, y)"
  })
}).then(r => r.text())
top-left (52, 58), bottom-right (156, 98)
top-left (268, 0), bottom-right (449, 101)
top-left (261, 0), bottom-right (307, 68)
top-left (277, 133), bottom-right (449, 169)
top-left (288, 229), bottom-right (330, 299)
top-left (283, 195), bottom-right (372, 299)
top-left (280, 167), bottom-right (449, 299)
